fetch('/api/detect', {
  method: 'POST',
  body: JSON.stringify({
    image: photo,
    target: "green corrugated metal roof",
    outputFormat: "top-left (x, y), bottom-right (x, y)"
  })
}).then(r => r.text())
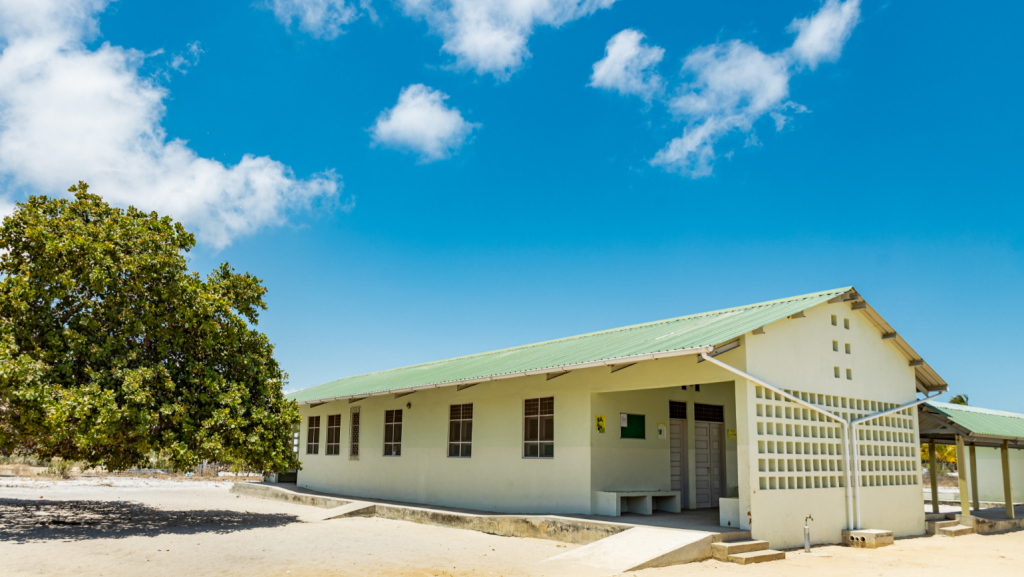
top-left (925, 401), bottom-right (1024, 440)
top-left (286, 287), bottom-right (853, 403)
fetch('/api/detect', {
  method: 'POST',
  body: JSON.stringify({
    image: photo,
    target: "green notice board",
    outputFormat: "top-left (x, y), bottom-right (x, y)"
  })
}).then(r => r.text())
top-left (620, 413), bottom-right (645, 439)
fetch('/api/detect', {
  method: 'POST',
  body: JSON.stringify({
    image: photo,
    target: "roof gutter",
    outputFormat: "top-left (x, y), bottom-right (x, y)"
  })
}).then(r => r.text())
top-left (295, 345), bottom-right (716, 406)
top-left (698, 351), bottom-right (856, 531)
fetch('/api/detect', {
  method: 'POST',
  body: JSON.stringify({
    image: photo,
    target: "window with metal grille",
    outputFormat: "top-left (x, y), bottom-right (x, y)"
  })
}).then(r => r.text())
top-left (306, 416), bottom-right (320, 455)
top-left (524, 397), bottom-right (554, 458)
top-left (669, 401), bottom-right (687, 419)
top-left (325, 414), bottom-right (341, 455)
top-left (384, 409), bottom-right (403, 456)
top-left (349, 407), bottom-right (360, 460)
top-left (694, 403), bottom-right (724, 423)
top-left (448, 404), bottom-right (473, 457)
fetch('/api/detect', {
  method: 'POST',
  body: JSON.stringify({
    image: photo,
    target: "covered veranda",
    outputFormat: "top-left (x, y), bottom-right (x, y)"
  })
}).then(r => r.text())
top-left (919, 401), bottom-right (1024, 520)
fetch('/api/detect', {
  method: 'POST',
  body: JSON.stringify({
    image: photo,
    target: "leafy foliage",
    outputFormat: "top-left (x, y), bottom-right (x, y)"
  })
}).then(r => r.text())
top-left (0, 183), bottom-right (299, 472)
top-left (948, 394), bottom-right (969, 406)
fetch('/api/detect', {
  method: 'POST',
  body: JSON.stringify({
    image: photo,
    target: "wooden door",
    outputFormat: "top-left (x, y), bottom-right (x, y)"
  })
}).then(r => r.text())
top-left (670, 419), bottom-right (686, 497)
top-left (695, 421), bottom-right (725, 508)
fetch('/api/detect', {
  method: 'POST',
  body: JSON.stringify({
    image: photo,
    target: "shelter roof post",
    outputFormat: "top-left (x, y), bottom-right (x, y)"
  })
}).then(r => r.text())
top-left (969, 444), bottom-right (980, 511)
top-left (929, 440), bottom-right (940, 514)
top-left (1002, 440), bottom-right (1014, 520)
top-left (955, 435), bottom-right (970, 517)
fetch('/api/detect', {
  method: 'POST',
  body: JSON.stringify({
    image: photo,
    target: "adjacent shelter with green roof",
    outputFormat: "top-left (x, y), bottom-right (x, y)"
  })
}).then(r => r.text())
top-left (919, 401), bottom-right (1024, 520)
top-left (283, 287), bottom-right (949, 549)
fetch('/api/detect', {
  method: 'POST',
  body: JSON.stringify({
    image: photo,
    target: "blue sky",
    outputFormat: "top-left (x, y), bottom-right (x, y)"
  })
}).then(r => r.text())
top-left (0, 1), bottom-right (1021, 410)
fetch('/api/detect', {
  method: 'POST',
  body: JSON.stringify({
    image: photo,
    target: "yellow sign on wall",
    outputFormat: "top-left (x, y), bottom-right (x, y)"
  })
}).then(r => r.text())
top-left (595, 415), bottom-right (606, 433)
top-left (727, 429), bottom-right (737, 441)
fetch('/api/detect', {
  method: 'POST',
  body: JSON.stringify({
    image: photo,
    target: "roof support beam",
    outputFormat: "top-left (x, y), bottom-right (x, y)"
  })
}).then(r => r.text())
top-left (393, 391), bottom-right (415, 399)
top-left (456, 383), bottom-right (479, 391)
top-left (546, 371), bottom-right (570, 381)
top-left (348, 397), bottom-right (366, 404)
top-left (609, 363), bottom-right (636, 373)
top-left (882, 333), bottom-right (897, 340)
top-left (308, 402), bottom-right (326, 408)
top-left (851, 302), bottom-right (867, 310)
top-left (789, 311), bottom-right (805, 319)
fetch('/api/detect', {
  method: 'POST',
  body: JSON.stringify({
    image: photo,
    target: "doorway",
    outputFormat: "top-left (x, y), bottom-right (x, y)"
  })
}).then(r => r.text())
top-left (694, 403), bottom-right (726, 508)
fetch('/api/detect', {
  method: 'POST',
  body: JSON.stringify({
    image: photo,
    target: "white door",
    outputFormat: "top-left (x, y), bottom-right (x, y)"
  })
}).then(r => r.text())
top-left (670, 419), bottom-right (686, 494)
top-left (695, 422), bottom-right (724, 508)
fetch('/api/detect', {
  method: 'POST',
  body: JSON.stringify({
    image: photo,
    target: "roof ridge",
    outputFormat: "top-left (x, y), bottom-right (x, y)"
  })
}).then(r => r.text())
top-left (289, 286), bottom-right (852, 396)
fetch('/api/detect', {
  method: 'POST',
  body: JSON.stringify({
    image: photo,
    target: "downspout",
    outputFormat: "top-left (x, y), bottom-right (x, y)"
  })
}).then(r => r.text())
top-left (849, 391), bottom-right (943, 529)
top-left (699, 352), bottom-right (855, 531)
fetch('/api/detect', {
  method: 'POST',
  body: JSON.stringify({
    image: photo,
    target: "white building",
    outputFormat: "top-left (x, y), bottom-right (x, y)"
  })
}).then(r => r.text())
top-left (286, 287), bottom-right (947, 548)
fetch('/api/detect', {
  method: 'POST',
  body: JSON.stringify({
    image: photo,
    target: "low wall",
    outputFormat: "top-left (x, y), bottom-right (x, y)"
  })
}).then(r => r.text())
top-left (231, 482), bottom-right (351, 509)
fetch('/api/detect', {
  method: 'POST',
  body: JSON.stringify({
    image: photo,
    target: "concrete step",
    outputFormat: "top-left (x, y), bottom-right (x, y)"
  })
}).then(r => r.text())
top-left (711, 540), bottom-right (769, 561)
top-left (939, 524), bottom-right (974, 537)
top-left (726, 550), bottom-right (786, 565)
top-left (926, 520), bottom-right (959, 535)
top-left (925, 512), bottom-right (947, 522)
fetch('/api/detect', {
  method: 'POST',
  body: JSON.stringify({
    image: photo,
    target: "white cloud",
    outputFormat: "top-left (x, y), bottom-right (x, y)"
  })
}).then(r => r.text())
top-left (589, 29), bottom-right (664, 100)
top-left (170, 41), bottom-right (202, 74)
top-left (0, 0), bottom-right (340, 248)
top-left (398, 0), bottom-right (617, 79)
top-left (647, 0), bottom-right (860, 177)
top-left (370, 84), bottom-right (479, 162)
top-left (787, 0), bottom-right (861, 70)
top-left (267, 0), bottom-right (362, 40)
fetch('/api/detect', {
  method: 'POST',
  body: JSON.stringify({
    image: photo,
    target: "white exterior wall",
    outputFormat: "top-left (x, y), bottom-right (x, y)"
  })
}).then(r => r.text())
top-left (744, 301), bottom-right (925, 548)
top-left (296, 347), bottom-right (742, 515)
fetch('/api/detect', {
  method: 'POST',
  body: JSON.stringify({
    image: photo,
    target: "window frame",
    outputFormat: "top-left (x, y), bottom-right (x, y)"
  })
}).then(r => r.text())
top-left (523, 396), bottom-right (554, 459)
top-left (325, 414), bottom-right (341, 456)
top-left (306, 415), bottom-right (321, 455)
top-left (349, 406), bottom-right (360, 460)
top-left (383, 409), bottom-right (403, 457)
top-left (448, 403), bottom-right (473, 458)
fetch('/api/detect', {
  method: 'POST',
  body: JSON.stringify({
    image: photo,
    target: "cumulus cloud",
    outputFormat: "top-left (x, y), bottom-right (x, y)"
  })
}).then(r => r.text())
top-left (398, 0), bottom-right (617, 79)
top-left (652, 41), bottom-right (791, 176)
top-left (267, 0), bottom-right (362, 39)
top-left (589, 29), bottom-right (664, 100)
top-left (787, 0), bottom-right (861, 70)
top-left (370, 84), bottom-right (479, 162)
top-left (0, 0), bottom-right (340, 248)
top-left (640, 0), bottom-right (860, 177)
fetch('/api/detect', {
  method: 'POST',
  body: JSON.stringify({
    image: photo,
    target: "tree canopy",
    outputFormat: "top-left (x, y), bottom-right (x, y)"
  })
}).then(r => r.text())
top-left (0, 183), bottom-right (299, 472)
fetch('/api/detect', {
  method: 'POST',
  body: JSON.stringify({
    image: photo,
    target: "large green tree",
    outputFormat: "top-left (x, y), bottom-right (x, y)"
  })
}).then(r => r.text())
top-left (0, 183), bottom-right (299, 472)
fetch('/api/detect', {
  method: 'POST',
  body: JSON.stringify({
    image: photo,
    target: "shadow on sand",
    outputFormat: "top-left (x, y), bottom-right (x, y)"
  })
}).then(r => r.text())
top-left (0, 498), bottom-right (299, 542)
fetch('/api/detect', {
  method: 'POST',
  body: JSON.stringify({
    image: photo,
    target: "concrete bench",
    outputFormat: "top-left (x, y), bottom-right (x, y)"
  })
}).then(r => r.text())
top-left (596, 491), bottom-right (681, 517)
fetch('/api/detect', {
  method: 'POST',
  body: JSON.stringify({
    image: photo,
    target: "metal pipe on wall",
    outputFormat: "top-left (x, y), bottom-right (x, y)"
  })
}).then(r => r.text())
top-left (849, 391), bottom-right (943, 529)
top-left (698, 352), bottom-right (855, 531)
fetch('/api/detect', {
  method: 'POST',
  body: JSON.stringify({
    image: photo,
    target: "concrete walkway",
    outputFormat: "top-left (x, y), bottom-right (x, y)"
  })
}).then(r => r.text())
top-left (233, 482), bottom-right (750, 571)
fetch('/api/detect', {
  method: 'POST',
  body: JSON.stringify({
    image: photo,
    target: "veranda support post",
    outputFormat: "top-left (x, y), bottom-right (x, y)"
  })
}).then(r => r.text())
top-left (929, 440), bottom-right (940, 514)
top-left (956, 435), bottom-right (970, 517)
top-left (1002, 440), bottom-right (1015, 520)
top-left (969, 444), bottom-right (980, 511)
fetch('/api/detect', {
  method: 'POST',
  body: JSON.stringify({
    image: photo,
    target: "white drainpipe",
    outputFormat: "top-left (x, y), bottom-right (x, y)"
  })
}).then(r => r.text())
top-left (849, 391), bottom-right (943, 529)
top-left (699, 352), bottom-right (856, 531)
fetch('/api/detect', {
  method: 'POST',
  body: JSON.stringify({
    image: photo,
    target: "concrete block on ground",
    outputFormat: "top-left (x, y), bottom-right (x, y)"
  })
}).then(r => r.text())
top-left (841, 529), bottom-right (894, 548)
top-left (711, 540), bottom-right (768, 561)
top-left (719, 498), bottom-right (740, 528)
top-left (726, 550), bottom-right (786, 564)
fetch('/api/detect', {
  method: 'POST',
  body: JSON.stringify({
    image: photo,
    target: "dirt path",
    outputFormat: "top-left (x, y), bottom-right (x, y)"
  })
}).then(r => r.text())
top-left (2, 477), bottom-right (1022, 577)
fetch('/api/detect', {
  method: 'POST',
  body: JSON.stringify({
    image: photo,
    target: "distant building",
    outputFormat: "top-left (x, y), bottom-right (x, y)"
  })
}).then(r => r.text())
top-left (286, 287), bottom-right (948, 548)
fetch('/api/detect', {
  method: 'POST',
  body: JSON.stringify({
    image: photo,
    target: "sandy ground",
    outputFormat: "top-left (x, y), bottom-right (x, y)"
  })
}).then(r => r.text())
top-left (2, 478), bottom-right (1022, 577)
